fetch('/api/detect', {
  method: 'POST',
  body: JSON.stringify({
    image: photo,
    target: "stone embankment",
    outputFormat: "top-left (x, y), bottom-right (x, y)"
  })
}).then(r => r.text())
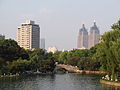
top-left (100, 80), bottom-right (120, 87)
top-left (78, 70), bottom-right (106, 74)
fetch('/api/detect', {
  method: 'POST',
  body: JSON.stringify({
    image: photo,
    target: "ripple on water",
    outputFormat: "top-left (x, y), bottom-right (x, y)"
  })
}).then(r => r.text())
top-left (0, 74), bottom-right (120, 90)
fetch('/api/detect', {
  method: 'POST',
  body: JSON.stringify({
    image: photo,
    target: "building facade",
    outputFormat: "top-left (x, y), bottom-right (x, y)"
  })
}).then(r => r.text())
top-left (88, 22), bottom-right (100, 48)
top-left (77, 22), bottom-right (100, 49)
top-left (17, 20), bottom-right (40, 49)
top-left (40, 38), bottom-right (45, 50)
top-left (77, 24), bottom-right (88, 49)
top-left (0, 34), bottom-right (5, 39)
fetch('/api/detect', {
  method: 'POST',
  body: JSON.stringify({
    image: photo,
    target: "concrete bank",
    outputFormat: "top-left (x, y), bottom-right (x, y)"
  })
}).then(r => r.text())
top-left (100, 80), bottom-right (120, 87)
top-left (77, 70), bottom-right (106, 74)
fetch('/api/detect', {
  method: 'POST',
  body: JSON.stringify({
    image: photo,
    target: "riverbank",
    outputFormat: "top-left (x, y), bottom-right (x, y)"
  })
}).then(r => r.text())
top-left (77, 70), bottom-right (106, 75)
top-left (0, 71), bottom-right (55, 78)
top-left (100, 80), bottom-right (120, 87)
top-left (0, 64), bottom-right (106, 78)
top-left (0, 74), bottom-right (19, 78)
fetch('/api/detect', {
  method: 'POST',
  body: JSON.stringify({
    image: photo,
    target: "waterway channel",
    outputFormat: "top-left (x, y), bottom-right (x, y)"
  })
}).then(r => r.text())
top-left (0, 73), bottom-right (120, 90)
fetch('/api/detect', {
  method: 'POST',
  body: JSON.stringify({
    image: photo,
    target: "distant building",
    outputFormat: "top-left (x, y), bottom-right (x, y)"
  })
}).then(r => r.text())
top-left (77, 22), bottom-right (100, 49)
top-left (0, 34), bottom-right (5, 39)
top-left (47, 46), bottom-right (58, 53)
top-left (88, 22), bottom-right (100, 48)
top-left (77, 24), bottom-right (88, 49)
top-left (17, 20), bottom-right (40, 49)
top-left (40, 38), bottom-right (45, 50)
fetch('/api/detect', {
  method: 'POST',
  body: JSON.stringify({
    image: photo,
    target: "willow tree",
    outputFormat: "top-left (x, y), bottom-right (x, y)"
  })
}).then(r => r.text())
top-left (94, 20), bottom-right (120, 81)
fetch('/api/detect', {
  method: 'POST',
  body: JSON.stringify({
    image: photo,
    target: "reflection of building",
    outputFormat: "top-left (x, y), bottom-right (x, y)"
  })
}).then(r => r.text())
top-left (88, 22), bottom-right (100, 48)
top-left (47, 46), bottom-right (58, 53)
top-left (40, 38), bottom-right (45, 49)
top-left (0, 34), bottom-right (5, 39)
top-left (77, 22), bottom-right (100, 49)
top-left (77, 24), bottom-right (88, 49)
top-left (17, 20), bottom-right (40, 49)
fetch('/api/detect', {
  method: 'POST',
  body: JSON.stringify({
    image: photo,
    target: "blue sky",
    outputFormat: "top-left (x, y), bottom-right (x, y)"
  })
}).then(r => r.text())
top-left (0, 0), bottom-right (120, 50)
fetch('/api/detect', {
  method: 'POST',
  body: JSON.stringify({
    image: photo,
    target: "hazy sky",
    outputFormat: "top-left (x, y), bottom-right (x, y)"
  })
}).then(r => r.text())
top-left (0, 0), bottom-right (120, 50)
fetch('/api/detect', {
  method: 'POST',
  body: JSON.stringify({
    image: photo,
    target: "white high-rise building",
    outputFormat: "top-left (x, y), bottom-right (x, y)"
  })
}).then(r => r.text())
top-left (17, 20), bottom-right (40, 49)
top-left (88, 22), bottom-right (100, 48)
top-left (77, 24), bottom-right (88, 49)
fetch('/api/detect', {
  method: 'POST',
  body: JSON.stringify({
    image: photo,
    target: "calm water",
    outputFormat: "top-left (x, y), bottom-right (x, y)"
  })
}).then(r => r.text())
top-left (0, 74), bottom-right (120, 90)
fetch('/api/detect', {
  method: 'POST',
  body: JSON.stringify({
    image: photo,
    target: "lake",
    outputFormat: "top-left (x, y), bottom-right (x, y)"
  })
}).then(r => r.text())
top-left (0, 73), bottom-right (120, 90)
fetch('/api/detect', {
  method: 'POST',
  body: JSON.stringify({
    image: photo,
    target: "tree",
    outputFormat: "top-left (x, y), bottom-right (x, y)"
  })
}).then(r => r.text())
top-left (94, 20), bottom-right (120, 81)
top-left (111, 19), bottom-right (120, 30)
top-left (77, 57), bottom-right (99, 71)
top-left (53, 51), bottom-right (61, 62)
top-left (67, 56), bottom-right (80, 66)
top-left (30, 49), bottom-right (45, 60)
top-left (59, 51), bottom-right (68, 64)
top-left (0, 39), bottom-right (29, 61)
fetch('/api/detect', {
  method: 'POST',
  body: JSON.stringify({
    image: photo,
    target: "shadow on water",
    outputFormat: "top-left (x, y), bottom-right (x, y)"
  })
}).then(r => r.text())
top-left (0, 74), bottom-right (120, 90)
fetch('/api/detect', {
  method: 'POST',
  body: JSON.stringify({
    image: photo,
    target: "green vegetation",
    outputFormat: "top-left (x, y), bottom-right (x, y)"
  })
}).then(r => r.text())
top-left (94, 20), bottom-right (120, 81)
top-left (57, 46), bottom-right (100, 71)
top-left (0, 39), bottom-right (55, 75)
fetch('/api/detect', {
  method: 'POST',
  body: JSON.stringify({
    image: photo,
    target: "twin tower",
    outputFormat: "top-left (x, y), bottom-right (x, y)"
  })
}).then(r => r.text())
top-left (77, 22), bottom-right (100, 49)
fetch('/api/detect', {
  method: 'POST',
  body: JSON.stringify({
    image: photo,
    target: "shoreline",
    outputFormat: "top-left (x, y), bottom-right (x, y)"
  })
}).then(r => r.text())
top-left (0, 74), bottom-right (19, 78)
top-left (0, 70), bottom-right (105, 78)
top-left (76, 70), bottom-right (106, 74)
top-left (100, 80), bottom-right (120, 87)
top-left (0, 72), bottom-right (55, 78)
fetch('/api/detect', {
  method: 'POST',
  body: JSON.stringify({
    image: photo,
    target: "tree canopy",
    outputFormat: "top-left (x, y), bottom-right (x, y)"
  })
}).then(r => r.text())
top-left (0, 39), bottom-right (29, 61)
top-left (94, 20), bottom-right (120, 81)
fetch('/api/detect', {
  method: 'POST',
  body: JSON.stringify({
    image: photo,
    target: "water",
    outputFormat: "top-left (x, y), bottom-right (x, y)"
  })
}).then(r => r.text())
top-left (0, 73), bottom-right (120, 90)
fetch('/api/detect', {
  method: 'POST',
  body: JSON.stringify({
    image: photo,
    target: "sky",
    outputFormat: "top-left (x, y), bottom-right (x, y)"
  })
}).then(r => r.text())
top-left (0, 0), bottom-right (120, 50)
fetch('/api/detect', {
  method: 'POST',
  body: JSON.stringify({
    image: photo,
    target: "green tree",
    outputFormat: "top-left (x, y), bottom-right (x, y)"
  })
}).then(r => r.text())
top-left (94, 20), bottom-right (120, 81)
top-left (0, 39), bottom-right (29, 61)
top-left (30, 49), bottom-right (45, 60)
top-left (59, 51), bottom-right (68, 64)
top-left (67, 56), bottom-right (80, 66)
top-left (53, 51), bottom-right (61, 62)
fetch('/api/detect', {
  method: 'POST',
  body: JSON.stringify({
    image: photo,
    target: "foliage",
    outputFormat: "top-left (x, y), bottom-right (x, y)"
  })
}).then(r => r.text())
top-left (111, 19), bottom-right (120, 30)
top-left (53, 51), bottom-right (61, 62)
top-left (59, 51), bottom-right (68, 64)
top-left (0, 39), bottom-right (29, 61)
top-left (58, 48), bottom-right (100, 70)
top-left (94, 20), bottom-right (120, 81)
top-left (0, 40), bottom-right (55, 75)
top-left (77, 57), bottom-right (100, 71)
top-left (67, 56), bottom-right (80, 66)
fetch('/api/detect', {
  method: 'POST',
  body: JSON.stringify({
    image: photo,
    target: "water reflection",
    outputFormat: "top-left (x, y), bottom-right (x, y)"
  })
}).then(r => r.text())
top-left (0, 74), bottom-right (120, 90)
top-left (101, 84), bottom-right (120, 90)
